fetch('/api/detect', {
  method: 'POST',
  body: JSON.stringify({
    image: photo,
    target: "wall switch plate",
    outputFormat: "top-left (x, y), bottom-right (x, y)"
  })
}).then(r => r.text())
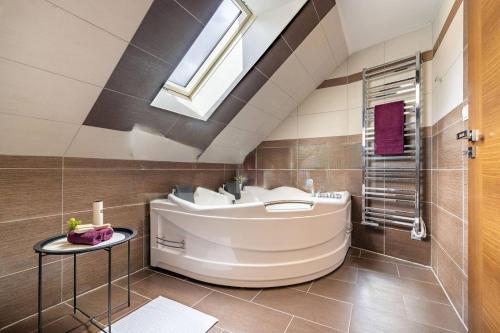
top-left (462, 104), bottom-right (469, 121)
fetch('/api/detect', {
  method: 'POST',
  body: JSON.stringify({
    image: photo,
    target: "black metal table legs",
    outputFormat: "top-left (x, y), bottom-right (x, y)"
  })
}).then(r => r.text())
top-left (73, 253), bottom-right (77, 314)
top-left (107, 247), bottom-right (112, 333)
top-left (36, 240), bottom-right (132, 333)
top-left (37, 253), bottom-right (43, 333)
top-left (128, 240), bottom-right (131, 307)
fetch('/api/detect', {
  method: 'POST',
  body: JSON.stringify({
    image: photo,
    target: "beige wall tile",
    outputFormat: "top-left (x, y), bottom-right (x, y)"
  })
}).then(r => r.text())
top-left (0, 0), bottom-right (127, 86)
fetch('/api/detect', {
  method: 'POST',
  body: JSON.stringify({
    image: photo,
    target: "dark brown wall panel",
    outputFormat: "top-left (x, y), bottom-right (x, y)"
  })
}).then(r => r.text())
top-left (105, 45), bottom-right (174, 101)
top-left (131, 0), bottom-right (204, 66)
top-left (84, 0), bottom-right (337, 151)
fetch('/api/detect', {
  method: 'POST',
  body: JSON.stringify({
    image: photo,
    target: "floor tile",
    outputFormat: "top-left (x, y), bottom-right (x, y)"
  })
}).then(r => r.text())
top-left (65, 284), bottom-right (149, 325)
top-left (131, 273), bottom-right (212, 306)
top-left (347, 247), bottom-right (361, 257)
top-left (113, 268), bottom-right (157, 288)
top-left (288, 281), bottom-right (312, 292)
top-left (350, 304), bottom-right (455, 333)
top-left (404, 296), bottom-right (467, 333)
top-left (357, 269), bottom-right (448, 304)
top-left (310, 274), bottom-right (407, 317)
top-left (194, 291), bottom-right (291, 333)
top-left (325, 265), bottom-right (358, 283)
top-left (185, 278), bottom-right (262, 301)
top-left (344, 256), bottom-right (399, 275)
top-left (359, 250), bottom-right (421, 267)
top-left (36, 311), bottom-right (101, 333)
top-left (286, 317), bottom-right (342, 333)
top-left (253, 288), bottom-right (351, 331)
top-left (397, 278), bottom-right (449, 304)
top-left (397, 264), bottom-right (438, 284)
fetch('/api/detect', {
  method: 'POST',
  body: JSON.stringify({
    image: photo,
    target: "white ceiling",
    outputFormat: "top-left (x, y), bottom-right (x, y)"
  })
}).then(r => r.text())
top-left (337, 0), bottom-right (442, 54)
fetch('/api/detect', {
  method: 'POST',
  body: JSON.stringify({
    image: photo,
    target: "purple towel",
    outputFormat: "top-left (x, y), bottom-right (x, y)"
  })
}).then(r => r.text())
top-left (374, 101), bottom-right (405, 155)
top-left (100, 227), bottom-right (113, 241)
top-left (67, 227), bottom-right (114, 245)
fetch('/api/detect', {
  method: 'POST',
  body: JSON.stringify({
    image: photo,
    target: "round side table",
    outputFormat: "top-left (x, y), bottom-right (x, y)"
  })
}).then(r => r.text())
top-left (33, 227), bottom-right (137, 333)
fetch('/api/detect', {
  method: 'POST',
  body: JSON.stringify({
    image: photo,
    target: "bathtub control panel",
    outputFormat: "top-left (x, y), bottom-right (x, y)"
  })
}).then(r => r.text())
top-left (314, 192), bottom-right (343, 199)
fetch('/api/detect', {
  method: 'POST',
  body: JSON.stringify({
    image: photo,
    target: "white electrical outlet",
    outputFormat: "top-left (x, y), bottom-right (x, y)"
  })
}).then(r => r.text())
top-left (462, 104), bottom-right (469, 121)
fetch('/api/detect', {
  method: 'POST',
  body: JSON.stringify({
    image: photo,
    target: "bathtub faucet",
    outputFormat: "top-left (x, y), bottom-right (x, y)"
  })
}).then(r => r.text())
top-left (305, 178), bottom-right (315, 196)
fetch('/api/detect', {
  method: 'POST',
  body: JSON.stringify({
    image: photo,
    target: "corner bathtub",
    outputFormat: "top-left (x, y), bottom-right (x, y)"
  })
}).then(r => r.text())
top-left (150, 186), bottom-right (351, 287)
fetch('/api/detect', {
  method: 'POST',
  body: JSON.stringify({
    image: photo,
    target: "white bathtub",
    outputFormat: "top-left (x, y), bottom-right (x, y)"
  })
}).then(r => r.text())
top-left (150, 186), bottom-right (351, 287)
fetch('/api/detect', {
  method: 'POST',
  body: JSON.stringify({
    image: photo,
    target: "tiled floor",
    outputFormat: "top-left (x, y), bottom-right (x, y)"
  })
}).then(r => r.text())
top-left (3, 248), bottom-right (467, 333)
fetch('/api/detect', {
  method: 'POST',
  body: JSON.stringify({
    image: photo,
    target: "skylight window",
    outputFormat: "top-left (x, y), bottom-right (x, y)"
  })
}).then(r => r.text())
top-left (165, 0), bottom-right (252, 98)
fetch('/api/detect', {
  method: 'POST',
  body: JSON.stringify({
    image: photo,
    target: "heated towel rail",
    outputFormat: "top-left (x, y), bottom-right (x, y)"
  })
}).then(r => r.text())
top-left (361, 52), bottom-right (427, 240)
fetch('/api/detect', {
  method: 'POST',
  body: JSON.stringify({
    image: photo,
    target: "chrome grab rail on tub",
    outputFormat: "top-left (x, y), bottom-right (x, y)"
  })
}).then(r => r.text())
top-left (156, 236), bottom-right (185, 249)
top-left (264, 200), bottom-right (314, 207)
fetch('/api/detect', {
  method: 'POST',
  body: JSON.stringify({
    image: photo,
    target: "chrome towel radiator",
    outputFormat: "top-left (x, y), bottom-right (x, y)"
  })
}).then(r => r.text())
top-left (361, 52), bottom-right (427, 240)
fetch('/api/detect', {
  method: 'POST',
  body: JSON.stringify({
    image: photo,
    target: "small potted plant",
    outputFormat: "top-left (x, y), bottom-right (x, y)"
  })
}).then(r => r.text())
top-left (67, 217), bottom-right (82, 233)
top-left (234, 175), bottom-right (247, 191)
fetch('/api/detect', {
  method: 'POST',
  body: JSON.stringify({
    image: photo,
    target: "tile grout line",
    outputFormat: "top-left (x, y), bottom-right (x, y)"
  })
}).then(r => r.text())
top-left (429, 269), bottom-right (469, 332)
top-left (402, 295), bottom-right (462, 333)
top-left (150, 268), bottom-right (346, 332)
top-left (112, 282), bottom-right (153, 301)
top-left (323, 276), bottom-right (357, 285)
top-left (190, 290), bottom-right (214, 308)
top-left (346, 302), bottom-right (353, 333)
top-left (283, 315), bottom-right (294, 333)
top-left (112, 269), bottom-right (158, 288)
top-left (351, 246), bottom-right (431, 268)
top-left (432, 237), bottom-right (468, 278)
top-left (249, 289), bottom-right (262, 302)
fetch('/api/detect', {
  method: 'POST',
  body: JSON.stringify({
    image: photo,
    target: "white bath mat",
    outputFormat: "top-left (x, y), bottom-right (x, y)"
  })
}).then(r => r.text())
top-left (105, 296), bottom-right (218, 333)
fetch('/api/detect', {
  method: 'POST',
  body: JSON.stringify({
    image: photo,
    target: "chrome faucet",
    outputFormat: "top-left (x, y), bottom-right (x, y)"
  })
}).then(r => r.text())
top-left (305, 178), bottom-right (315, 196)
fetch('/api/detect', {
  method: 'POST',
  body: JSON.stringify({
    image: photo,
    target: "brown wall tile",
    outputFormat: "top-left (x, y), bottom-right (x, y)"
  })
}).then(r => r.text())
top-left (0, 262), bottom-right (62, 328)
top-left (255, 37), bottom-right (293, 78)
top-left (297, 170), bottom-right (328, 192)
top-left (422, 202), bottom-right (432, 235)
top-left (432, 205), bottom-right (464, 269)
top-left (257, 170), bottom-right (297, 189)
top-left (0, 155), bottom-right (62, 169)
top-left (257, 147), bottom-right (297, 169)
top-left (436, 121), bottom-right (466, 169)
top-left (64, 157), bottom-right (142, 169)
top-left (298, 144), bottom-right (329, 169)
top-left (282, 1), bottom-right (319, 50)
top-left (0, 169), bottom-right (62, 222)
top-left (63, 204), bottom-right (146, 238)
top-left (351, 222), bottom-right (384, 253)
top-left (63, 169), bottom-right (143, 212)
top-left (312, 0), bottom-right (336, 20)
top-left (385, 228), bottom-right (431, 265)
top-left (436, 243), bottom-right (466, 317)
top-left (351, 195), bottom-right (362, 222)
top-left (0, 216), bottom-right (61, 276)
top-left (436, 170), bottom-right (464, 218)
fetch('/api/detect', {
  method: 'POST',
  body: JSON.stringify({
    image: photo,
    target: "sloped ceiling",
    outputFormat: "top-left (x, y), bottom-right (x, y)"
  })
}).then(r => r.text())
top-left (0, 0), bottom-right (347, 163)
top-left (337, 0), bottom-right (441, 53)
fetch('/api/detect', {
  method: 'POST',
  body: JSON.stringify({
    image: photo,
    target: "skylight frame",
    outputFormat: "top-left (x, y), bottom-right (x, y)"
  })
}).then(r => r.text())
top-left (164, 0), bottom-right (253, 99)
